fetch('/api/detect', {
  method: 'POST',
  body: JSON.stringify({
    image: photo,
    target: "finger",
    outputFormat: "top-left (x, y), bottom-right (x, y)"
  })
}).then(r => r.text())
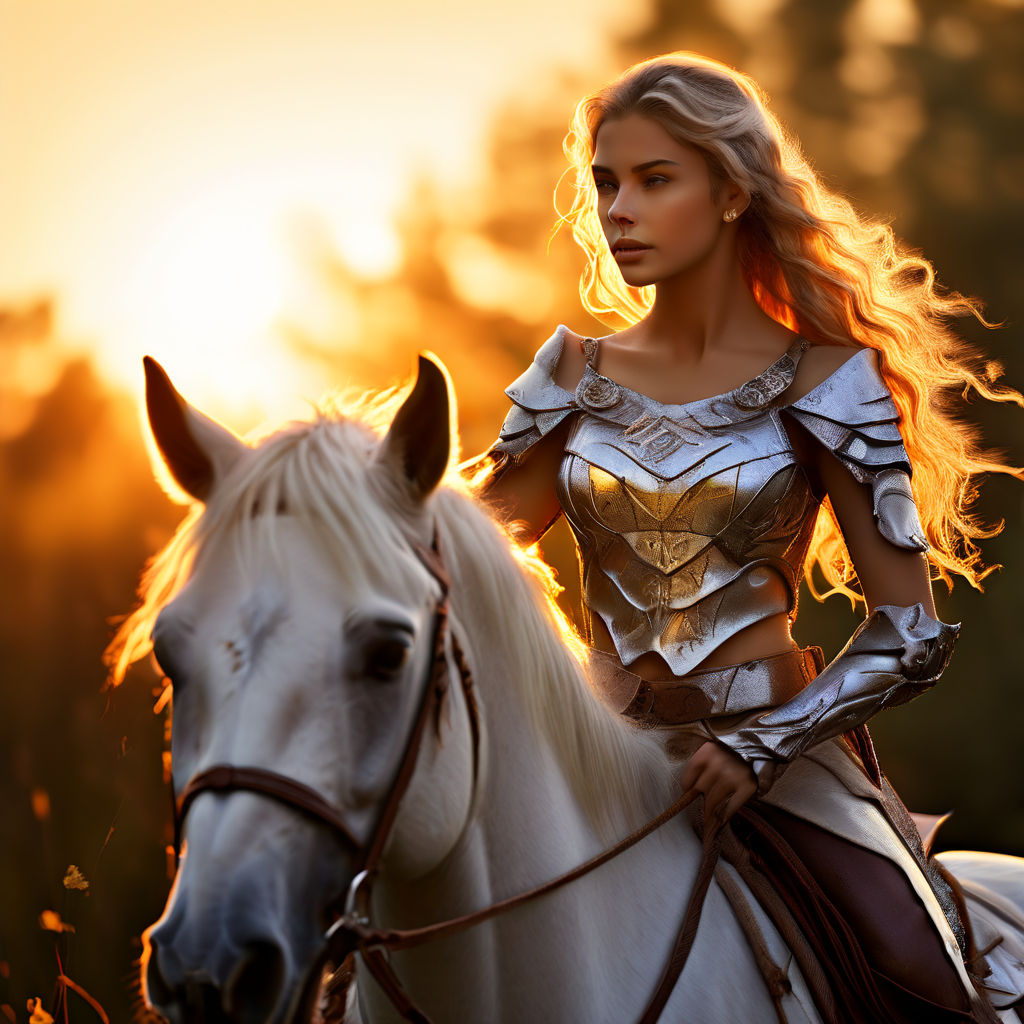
top-left (705, 802), bottom-right (729, 832)
top-left (677, 770), bottom-right (710, 807)
top-left (679, 786), bottom-right (699, 809)
top-left (703, 778), bottom-right (736, 823)
top-left (718, 790), bottom-right (748, 823)
top-left (678, 758), bottom-right (710, 795)
top-left (723, 772), bottom-right (759, 820)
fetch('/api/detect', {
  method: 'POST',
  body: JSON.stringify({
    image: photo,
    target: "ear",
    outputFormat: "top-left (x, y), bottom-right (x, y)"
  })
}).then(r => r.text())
top-left (378, 353), bottom-right (453, 502)
top-left (143, 356), bottom-right (247, 502)
top-left (721, 179), bottom-right (751, 217)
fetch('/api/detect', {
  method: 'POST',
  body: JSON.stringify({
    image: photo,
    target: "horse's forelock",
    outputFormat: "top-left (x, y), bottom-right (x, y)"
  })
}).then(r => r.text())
top-left (107, 398), bottom-right (428, 686)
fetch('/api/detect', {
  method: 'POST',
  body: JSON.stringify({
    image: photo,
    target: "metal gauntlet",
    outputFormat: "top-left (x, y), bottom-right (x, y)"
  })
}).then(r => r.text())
top-left (712, 603), bottom-right (959, 792)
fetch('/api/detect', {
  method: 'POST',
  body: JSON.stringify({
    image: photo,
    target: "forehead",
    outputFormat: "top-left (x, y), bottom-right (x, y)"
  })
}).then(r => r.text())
top-left (179, 511), bottom-right (431, 615)
top-left (592, 114), bottom-right (705, 173)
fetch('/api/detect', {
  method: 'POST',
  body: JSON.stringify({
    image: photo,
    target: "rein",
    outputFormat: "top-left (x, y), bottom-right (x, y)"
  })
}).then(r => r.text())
top-left (171, 532), bottom-right (719, 1024)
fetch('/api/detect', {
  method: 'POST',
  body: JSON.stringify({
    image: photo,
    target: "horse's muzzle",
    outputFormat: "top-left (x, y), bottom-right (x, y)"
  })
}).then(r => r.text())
top-left (146, 913), bottom-right (293, 1023)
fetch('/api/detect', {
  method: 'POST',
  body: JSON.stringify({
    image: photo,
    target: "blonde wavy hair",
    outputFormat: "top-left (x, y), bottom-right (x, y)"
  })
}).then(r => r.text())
top-left (555, 51), bottom-right (1022, 600)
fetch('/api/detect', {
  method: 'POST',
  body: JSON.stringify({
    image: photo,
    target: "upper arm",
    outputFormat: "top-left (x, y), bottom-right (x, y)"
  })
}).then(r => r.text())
top-left (815, 443), bottom-right (936, 615)
top-left (783, 343), bottom-right (935, 615)
top-left (481, 416), bottom-right (575, 543)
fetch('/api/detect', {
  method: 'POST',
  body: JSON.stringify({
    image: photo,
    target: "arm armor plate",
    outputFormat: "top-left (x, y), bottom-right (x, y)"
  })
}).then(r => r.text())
top-left (712, 603), bottom-right (959, 792)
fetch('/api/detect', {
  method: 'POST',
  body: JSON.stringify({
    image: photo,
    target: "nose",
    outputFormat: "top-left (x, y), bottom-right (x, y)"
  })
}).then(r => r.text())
top-left (147, 926), bottom-right (289, 1023)
top-left (607, 189), bottom-right (636, 228)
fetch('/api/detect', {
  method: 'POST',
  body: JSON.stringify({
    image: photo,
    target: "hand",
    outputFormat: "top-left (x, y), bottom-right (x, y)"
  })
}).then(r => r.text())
top-left (678, 741), bottom-right (757, 826)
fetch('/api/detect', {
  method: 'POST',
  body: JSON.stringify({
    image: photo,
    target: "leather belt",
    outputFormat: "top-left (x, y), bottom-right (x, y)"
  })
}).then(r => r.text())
top-left (589, 646), bottom-right (825, 726)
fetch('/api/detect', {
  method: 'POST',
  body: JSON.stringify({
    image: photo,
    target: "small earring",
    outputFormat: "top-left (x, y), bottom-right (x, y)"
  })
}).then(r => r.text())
top-left (723, 209), bottom-right (738, 223)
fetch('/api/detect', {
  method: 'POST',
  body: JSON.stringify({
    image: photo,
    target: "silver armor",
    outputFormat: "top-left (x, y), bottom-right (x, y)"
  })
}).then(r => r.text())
top-left (491, 325), bottom-right (932, 677)
top-left (711, 602), bottom-right (959, 791)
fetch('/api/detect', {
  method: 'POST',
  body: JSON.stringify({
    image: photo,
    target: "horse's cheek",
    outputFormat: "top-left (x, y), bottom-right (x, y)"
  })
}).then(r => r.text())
top-left (383, 726), bottom-right (475, 880)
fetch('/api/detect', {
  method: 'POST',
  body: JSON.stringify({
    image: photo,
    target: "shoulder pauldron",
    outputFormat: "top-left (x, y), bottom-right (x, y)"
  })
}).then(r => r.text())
top-left (786, 349), bottom-right (928, 552)
top-left (490, 329), bottom-right (576, 464)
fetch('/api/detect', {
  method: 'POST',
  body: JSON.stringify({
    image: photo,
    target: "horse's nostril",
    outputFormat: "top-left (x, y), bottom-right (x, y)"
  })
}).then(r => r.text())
top-left (184, 977), bottom-right (229, 1021)
top-left (146, 943), bottom-right (227, 1022)
top-left (224, 939), bottom-right (287, 1023)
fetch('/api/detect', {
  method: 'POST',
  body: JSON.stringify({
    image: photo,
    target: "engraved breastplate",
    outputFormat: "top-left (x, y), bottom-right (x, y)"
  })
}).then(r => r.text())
top-left (555, 340), bottom-right (820, 675)
top-left (492, 326), bottom-right (923, 678)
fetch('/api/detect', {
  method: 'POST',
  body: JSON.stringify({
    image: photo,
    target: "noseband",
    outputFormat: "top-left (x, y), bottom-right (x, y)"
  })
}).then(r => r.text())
top-left (169, 530), bottom-right (714, 1024)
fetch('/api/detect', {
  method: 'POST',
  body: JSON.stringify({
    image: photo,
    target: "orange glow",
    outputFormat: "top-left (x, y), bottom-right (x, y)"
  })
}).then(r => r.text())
top-left (38, 910), bottom-right (74, 935)
top-left (30, 788), bottom-right (50, 823)
top-left (26, 998), bottom-right (54, 1024)
top-left (2, 1), bottom-right (638, 431)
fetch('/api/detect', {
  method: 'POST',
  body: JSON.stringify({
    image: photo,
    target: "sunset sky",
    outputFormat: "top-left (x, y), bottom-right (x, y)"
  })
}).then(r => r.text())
top-left (2, 0), bottom-right (648, 425)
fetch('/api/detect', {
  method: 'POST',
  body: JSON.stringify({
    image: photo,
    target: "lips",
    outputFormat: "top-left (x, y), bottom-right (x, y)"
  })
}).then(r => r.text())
top-left (612, 238), bottom-right (651, 254)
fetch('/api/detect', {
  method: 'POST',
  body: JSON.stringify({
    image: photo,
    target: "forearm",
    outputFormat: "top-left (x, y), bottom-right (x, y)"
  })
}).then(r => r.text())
top-left (711, 602), bottom-right (959, 792)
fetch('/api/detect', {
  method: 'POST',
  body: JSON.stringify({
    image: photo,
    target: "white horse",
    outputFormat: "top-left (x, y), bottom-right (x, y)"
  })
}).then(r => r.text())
top-left (115, 354), bottom-right (1024, 1023)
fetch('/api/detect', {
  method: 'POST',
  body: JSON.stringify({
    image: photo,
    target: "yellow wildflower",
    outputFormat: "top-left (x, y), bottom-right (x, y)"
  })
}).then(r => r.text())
top-left (62, 865), bottom-right (89, 892)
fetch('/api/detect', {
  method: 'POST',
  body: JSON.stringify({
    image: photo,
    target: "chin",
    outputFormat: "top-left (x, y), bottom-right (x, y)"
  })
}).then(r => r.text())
top-left (614, 266), bottom-right (660, 289)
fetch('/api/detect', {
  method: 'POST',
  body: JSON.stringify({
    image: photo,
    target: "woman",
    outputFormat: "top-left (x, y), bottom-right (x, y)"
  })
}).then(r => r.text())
top-left (479, 53), bottom-right (1021, 1022)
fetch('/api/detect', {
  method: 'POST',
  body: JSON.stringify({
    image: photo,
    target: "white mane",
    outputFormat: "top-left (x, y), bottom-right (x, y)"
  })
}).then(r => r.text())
top-left (432, 487), bottom-right (673, 833)
top-left (109, 393), bottom-right (674, 836)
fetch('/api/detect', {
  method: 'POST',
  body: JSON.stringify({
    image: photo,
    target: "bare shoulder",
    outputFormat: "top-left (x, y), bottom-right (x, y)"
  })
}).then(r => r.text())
top-left (787, 343), bottom-right (862, 403)
top-left (551, 325), bottom-right (591, 393)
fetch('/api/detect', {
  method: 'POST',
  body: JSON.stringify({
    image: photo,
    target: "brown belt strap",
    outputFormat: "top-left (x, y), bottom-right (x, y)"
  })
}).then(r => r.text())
top-left (359, 948), bottom-right (433, 1024)
top-left (713, 864), bottom-right (791, 1023)
top-left (176, 765), bottom-right (363, 854)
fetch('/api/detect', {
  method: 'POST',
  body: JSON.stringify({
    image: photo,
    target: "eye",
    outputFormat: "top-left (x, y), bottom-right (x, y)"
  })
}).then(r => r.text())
top-left (593, 179), bottom-right (617, 193)
top-left (361, 635), bottom-right (414, 681)
top-left (643, 175), bottom-right (669, 187)
top-left (345, 611), bottom-right (417, 682)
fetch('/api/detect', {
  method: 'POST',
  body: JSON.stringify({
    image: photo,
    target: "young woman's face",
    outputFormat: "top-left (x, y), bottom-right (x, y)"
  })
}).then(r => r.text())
top-left (591, 114), bottom-right (732, 287)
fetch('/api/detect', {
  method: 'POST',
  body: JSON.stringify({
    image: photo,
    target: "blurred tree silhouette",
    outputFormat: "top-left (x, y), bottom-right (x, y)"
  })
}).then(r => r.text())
top-left (3, 0), bottom-right (1022, 1017)
top-left (0, 300), bottom-right (175, 1019)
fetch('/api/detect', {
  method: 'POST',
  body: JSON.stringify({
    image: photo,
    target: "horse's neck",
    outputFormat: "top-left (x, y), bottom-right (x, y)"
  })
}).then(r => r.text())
top-left (369, 659), bottom-right (693, 1023)
top-left (379, 658), bottom-right (603, 919)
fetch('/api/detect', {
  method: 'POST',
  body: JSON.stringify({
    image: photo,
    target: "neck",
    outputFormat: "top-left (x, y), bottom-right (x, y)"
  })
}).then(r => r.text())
top-left (639, 239), bottom-right (782, 360)
top-left (368, 638), bottom-right (687, 1022)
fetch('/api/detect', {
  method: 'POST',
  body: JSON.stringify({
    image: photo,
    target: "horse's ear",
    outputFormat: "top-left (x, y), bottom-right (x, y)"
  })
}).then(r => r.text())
top-left (143, 356), bottom-right (247, 502)
top-left (378, 353), bottom-right (453, 501)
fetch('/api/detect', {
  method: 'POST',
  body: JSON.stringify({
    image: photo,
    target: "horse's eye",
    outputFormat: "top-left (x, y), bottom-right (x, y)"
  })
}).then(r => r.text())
top-left (363, 636), bottom-right (413, 680)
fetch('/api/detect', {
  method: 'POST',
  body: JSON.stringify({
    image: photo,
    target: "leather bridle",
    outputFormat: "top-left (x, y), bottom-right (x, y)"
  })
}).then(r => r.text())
top-left (170, 532), bottom-right (718, 1024)
top-left (172, 531), bottom-right (476, 868)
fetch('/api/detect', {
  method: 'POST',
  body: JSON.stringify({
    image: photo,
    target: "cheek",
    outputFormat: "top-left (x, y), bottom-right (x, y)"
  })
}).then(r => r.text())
top-left (660, 191), bottom-right (718, 241)
top-left (169, 687), bottom-right (210, 791)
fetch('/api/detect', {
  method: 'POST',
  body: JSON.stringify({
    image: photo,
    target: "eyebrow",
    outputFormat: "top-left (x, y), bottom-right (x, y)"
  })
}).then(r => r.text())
top-left (591, 159), bottom-right (680, 175)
